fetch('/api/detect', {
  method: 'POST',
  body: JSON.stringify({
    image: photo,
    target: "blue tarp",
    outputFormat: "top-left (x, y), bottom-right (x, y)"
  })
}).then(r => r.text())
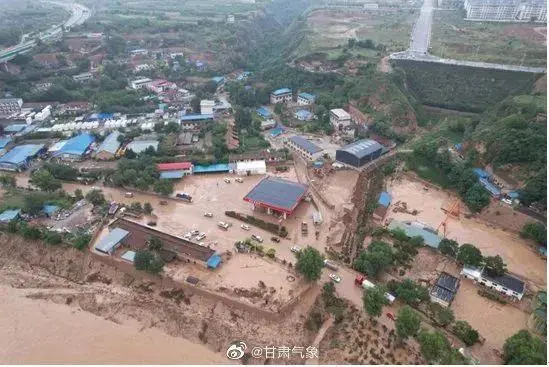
top-left (207, 254), bottom-right (222, 269)
top-left (160, 171), bottom-right (185, 179)
top-left (43, 205), bottom-right (59, 216)
top-left (193, 163), bottom-right (230, 174)
top-left (473, 168), bottom-right (490, 179)
top-left (0, 209), bottom-right (20, 222)
top-left (256, 106), bottom-right (272, 118)
top-left (53, 133), bottom-right (94, 157)
top-left (270, 128), bottom-right (284, 137)
top-left (479, 178), bottom-right (501, 196)
top-left (378, 192), bottom-right (391, 208)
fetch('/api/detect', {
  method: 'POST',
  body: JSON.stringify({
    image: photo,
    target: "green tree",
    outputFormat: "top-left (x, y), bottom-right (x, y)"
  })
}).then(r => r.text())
top-left (274, 103), bottom-right (283, 115)
top-left (73, 233), bottom-right (91, 250)
top-left (296, 246), bottom-right (324, 281)
top-left (266, 248), bottom-right (276, 258)
top-left (464, 183), bottom-right (490, 212)
top-left (147, 236), bottom-right (163, 252)
top-left (191, 97), bottom-right (201, 113)
top-left (43, 231), bottom-right (62, 245)
top-left (503, 330), bottom-right (546, 365)
top-left (74, 188), bottom-right (84, 201)
top-left (438, 238), bottom-right (459, 258)
top-left (457, 243), bottom-right (483, 267)
top-left (435, 306), bottom-right (455, 327)
top-left (130, 202), bottom-right (143, 212)
top-left (394, 279), bottom-right (429, 305)
top-left (453, 320), bottom-right (479, 346)
top-left (22, 192), bottom-right (47, 215)
top-left (18, 222), bottom-right (42, 240)
top-left (520, 222), bottom-right (547, 244)
top-left (134, 250), bottom-right (154, 271)
top-left (30, 170), bottom-right (62, 192)
top-left (483, 255), bottom-right (507, 277)
top-left (0, 174), bottom-right (16, 188)
top-left (417, 329), bottom-right (451, 363)
top-left (153, 180), bottom-right (174, 196)
top-left (143, 202), bottom-right (153, 214)
top-left (362, 285), bottom-right (388, 318)
top-left (354, 241), bottom-right (394, 278)
top-left (396, 306), bottom-right (421, 339)
top-left (125, 149), bottom-right (137, 159)
top-left (85, 189), bottom-right (106, 206)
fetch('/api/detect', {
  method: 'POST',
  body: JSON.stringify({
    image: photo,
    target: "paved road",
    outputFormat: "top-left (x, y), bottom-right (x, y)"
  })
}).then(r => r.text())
top-left (410, 0), bottom-right (434, 54)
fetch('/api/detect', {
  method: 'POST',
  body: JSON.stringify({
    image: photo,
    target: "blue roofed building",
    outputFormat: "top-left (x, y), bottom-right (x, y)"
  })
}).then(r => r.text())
top-left (94, 131), bottom-right (121, 160)
top-left (0, 137), bottom-right (12, 149)
top-left (256, 106), bottom-right (272, 119)
top-left (297, 92), bottom-right (316, 105)
top-left (207, 254), bottom-right (222, 269)
top-left (479, 177), bottom-right (502, 197)
top-left (294, 109), bottom-right (313, 121)
top-left (387, 220), bottom-right (442, 249)
top-left (94, 227), bottom-right (130, 255)
top-left (378, 192), bottom-right (391, 208)
top-left (4, 124), bottom-right (27, 134)
top-left (284, 135), bottom-right (323, 161)
top-left (0, 209), bottom-right (21, 222)
top-left (121, 250), bottom-right (136, 263)
top-left (193, 163), bottom-right (230, 174)
top-left (53, 133), bottom-right (94, 161)
top-left (336, 139), bottom-right (383, 168)
top-left (270, 127), bottom-right (284, 137)
top-left (0, 144), bottom-right (44, 171)
top-left (211, 76), bottom-right (225, 85)
top-left (179, 112), bottom-right (214, 130)
top-left (270, 88), bottom-right (292, 104)
top-left (373, 192), bottom-right (392, 220)
top-left (43, 205), bottom-right (60, 217)
top-left (473, 168), bottom-right (490, 179)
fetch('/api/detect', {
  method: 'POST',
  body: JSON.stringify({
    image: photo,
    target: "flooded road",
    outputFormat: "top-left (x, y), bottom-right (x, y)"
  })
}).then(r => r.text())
top-left (0, 285), bottom-right (228, 364)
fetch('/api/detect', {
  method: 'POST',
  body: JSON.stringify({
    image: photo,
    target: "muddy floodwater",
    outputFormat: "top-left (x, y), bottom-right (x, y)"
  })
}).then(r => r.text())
top-left (0, 285), bottom-right (228, 364)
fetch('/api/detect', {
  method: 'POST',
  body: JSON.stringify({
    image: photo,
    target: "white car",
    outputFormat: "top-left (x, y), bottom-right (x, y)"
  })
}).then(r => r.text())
top-left (329, 273), bottom-right (341, 283)
top-left (235, 177), bottom-right (243, 183)
top-left (251, 234), bottom-right (263, 243)
top-left (182, 232), bottom-right (192, 240)
top-left (501, 198), bottom-right (513, 205)
top-left (290, 246), bottom-right (302, 253)
top-left (191, 230), bottom-right (200, 236)
top-left (241, 224), bottom-right (251, 231)
top-left (204, 212), bottom-right (213, 218)
top-left (224, 178), bottom-right (231, 183)
top-left (196, 233), bottom-right (206, 241)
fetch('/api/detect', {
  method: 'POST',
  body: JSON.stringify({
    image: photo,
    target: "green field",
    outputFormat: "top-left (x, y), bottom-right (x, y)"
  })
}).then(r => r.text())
top-left (430, 10), bottom-right (547, 66)
top-left (293, 9), bottom-right (418, 60)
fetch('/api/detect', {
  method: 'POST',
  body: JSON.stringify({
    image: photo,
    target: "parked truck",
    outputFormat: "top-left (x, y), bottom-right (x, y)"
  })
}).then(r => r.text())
top-left (324, 259), bottom-right (338, 271)
top-left (176, 192), bottom-right (193, 202)
top-left (355, 276), bottom-right (396, 304)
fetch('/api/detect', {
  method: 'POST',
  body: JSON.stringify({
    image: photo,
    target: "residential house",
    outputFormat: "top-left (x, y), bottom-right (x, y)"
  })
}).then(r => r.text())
top-left (373, 191), bottom-right (391, 221)
top-left (126, 140), bottom-right (159, 154)
top-left (460, 266), bottom-right (526, 300)
top-left (130, 77), bottom-right (153, 90)
top-left (284, 135), bottom-right (324, 161)
top-left (297, 92), bottom-right (316, 105)
top-left (270, 88), bottom-right (293, 104)
top-left (330, 108), bottom-right (351, 129)
top-left (72, 72), bottom-right (93, 82)
top-left (0, 98), bottom-right (23, 116)
top-left (430, 272), bottom-right (460, 307)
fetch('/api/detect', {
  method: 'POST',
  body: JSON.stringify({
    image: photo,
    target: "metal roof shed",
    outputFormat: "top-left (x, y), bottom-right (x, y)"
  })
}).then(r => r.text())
top-left (387, 220), bottom-right (442, 249)
top-left (94, 228), bottom-right (130, 255)
top-left (336, 139), bottom-right (383, 168)
top-left (244, 177), bottom-right (309, 215)
top-left (0, 144), bottom-right (44, 171)
top-left (53, 133), bottom-right (94, 158)
top-left (95, 131), bottom-right (121, 156)
top-left (207, 254), bottom-right (222, 269)
top-left (272, 88), bottom-right (292, 96)
top-left (0, 209), bottom-right (21, 222)
top-left (288, 136), bottom-right (322, 155)
top-left (126, 140), bottom-right (159, 153)
top-left (480, 269), bottom-right (525, 295)
top-left (378, 192), bottom-right (391, 208)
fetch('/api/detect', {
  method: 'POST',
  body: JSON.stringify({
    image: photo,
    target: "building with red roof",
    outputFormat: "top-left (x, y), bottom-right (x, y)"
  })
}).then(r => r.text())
top-left (157, 162), bottom-right (193, 179)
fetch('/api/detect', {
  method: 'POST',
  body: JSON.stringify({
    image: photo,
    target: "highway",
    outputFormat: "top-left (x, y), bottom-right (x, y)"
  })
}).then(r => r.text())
top-left (409, 0), bottom-right (434, 54)
top-left (0, 1), bottom-right (91, 63)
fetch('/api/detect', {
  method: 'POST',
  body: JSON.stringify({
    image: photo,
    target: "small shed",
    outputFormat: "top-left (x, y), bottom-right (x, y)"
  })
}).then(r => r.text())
top-left (121, 250), bottom-right (136, 263)
top-left (0, 209), bottom-right (21, 222)
top-left (207, 254), bottom-right (222, 269)
top-left (94, 227), bottom-right (130, 255)
top-left (43, 205), bottom-right (60, 217)
top-left (377, 192), bottom-right (391, 208)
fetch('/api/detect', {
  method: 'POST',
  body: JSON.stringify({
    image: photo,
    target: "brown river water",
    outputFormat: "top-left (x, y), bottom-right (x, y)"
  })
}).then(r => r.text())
top-left (0, 285), bottom-right (228, 364)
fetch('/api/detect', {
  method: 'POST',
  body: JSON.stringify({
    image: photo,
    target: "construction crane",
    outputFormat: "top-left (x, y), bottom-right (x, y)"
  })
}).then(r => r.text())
top-left (437, 198), bottom-right (461, 238)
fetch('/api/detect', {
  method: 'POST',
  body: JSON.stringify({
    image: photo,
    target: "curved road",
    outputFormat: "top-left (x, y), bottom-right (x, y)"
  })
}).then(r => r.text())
top-left (0, 1), bottom-right (91, 63)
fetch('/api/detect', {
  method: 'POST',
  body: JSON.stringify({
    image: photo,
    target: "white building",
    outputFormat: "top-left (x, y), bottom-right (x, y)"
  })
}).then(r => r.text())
top-left (284, 135), bottom-right (324, 161)
top-left (330, 108), bottom-right (351, 129)
top-left (0, 98), bottom-right (23, 116)
top-left (297, 92), bottom-right (316, 106)
top-left (72, 72), bottom-right (93, 82)
top-left (227, 14), bottom-right (235, 23)
top-left (270, 88), bottom-right (292, 104)
top-left (200, 100), bottom-right (215, 115)
top-left (130, 77), bottom-right (153, 90)
top-left (464, 0), bottom-right (546, 22)
top-left (235, 160), bottom-right (267, 175)
top-left (460, 266), bottom-right (526, 300)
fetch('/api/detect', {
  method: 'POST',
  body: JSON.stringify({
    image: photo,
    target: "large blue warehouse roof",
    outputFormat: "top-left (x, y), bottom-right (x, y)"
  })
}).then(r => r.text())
top-left (272, 88), bottom-right (292, 96)
top-left (244, 177), bottom-right (308, 214)
top-left (0, 144), bottom-right (44, 165)
top-left (54, 133), bottom-right (94, 157)
top-left (338, 139), bottom-right (383, 159)
top-left (288, 136), bottom-right (322, 155)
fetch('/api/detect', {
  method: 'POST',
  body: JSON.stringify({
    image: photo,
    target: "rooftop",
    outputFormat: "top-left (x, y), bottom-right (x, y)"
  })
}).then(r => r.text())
top-left (0, 144), bottom-right (44, 165)
top-left (430, 285), bottom-right (456, 303)
top-left (479, 178), bottom-right (502, 196)
top-left (95, 131), bottom-right (121, 155)
top-left (473, 168), bottom-right (490, 179)
top-left (157, 162), bottom-right (193, 171)
top-left (54, 133), bottom-right (94, 157)
top-left (481, 268), bottom-right (525, 294)
top-left (298, 92), bottom-right (316, 101)
top-left (435, 272), bottom-right (460, 293)
top-left (126, 140), bottom-right (159, 153)
top-left (256, 106), bottom-right (272, 118)
top-left (0, 209), bottom-right (20, 222)
top-left (180, 113), bottom-right (214, 122)
top-left (378, 192), bottom-right (391, 208)
top-left (94, 228), bottom-right (130, 254)
top-left (338, 139), bottom-right (383, 159)
top-left (295, 110), bottom-right (313, 120)
top-left (193, 163), bottom-right (230, 174)
top-left (243, 177), bottom-right (309, 214)
top-left (387, 220), bottom-right (442, 248)
top-left (121, 250), bottom-right (136, 263)
top-left (272, 88), bottom-right (292, 96)
top-left (4, 124), bottom-right (27, 133)
top-left (159, 171), bottom-right (186, 179)
top-left (288, 135), bottom-right (323, 155)
top-left (330, 108), bottom-right (350, 119)
top-left (0, 137), bottom-right (11, 149)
